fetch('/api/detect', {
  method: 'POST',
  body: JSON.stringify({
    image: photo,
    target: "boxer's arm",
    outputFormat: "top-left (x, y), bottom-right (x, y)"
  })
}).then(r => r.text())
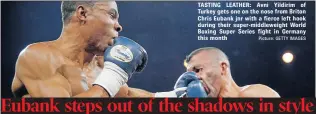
top-left (115, 72), bottom-right (202, 98)
top-left (241, 84), bottom-right (280, 98)
top-left (16, 61), bottom-right (111, 97)
top-left (127, 87), bottom-right (155, 97)
top-left (115, 72), bottom-right (203, 98)
top-left (114, 85), bottom-right (154, 97)
top-left (17, 71), bottom-right (110, 97)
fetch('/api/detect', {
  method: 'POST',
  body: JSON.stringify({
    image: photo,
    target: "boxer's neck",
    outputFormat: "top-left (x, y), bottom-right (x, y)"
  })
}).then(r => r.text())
top-left (55, 25), bottom-right (94, 68)
top-left (219, 79), bottom-right (241, 97)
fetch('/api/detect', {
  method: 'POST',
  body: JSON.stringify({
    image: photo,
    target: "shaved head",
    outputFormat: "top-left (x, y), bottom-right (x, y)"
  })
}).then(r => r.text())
top-left (185, 47), bottom-right (230, 68)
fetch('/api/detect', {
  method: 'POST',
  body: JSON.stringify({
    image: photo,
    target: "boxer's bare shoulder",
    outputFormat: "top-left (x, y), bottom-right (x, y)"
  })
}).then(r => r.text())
top-left (17, 42), bottom-right (67, 74)
top-left (16, 42), bottom-right (67, 77)
top-left (240, 84), bottom-right (280, 98)
top-left (12, 42), bottom-right (72, 97)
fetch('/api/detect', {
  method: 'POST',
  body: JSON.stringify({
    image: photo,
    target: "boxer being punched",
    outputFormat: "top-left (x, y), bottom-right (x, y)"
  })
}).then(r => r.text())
top-left (183, 47), bottom-right (281, 97)
top-left (11, 1), bottom-right (155, 98)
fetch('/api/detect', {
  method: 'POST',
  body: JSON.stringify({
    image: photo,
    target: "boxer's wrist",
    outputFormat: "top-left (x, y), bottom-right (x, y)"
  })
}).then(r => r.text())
top-left (155, 91), bottom-right (177, 98)
top-left (91, 85), bottom-right (111, 97)
top-left (93, 62), bottom-right (128, 97)
top-left (155, 87), bottom-right (187, 98)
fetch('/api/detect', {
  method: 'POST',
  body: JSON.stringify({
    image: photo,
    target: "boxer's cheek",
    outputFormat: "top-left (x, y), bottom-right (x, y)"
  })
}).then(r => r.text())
top-left (212, 76), bottom-right (223, 96)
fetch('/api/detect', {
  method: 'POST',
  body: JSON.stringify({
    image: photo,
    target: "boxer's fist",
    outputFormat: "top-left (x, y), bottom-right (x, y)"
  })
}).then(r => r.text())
top-left (175, 72), bottom-right (207, 98)
top-left (186, 80), bottom-right (208, 97)
top-left (174, 72), bottom-right (199, 89)
top-left (104, 36), bottom-right (148, 77)
top-left (93, 36), bottom-right (148, 97)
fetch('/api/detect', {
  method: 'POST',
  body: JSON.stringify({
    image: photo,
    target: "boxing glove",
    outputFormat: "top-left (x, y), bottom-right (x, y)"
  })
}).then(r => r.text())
top-left (93, 36), bottom-right (148, 97)
top-left (155, 72), bottom-right (207, 98)
top-left (175, 72), bottom-right (207, 97)
top-left (186, 80), bottom-right (208, 97)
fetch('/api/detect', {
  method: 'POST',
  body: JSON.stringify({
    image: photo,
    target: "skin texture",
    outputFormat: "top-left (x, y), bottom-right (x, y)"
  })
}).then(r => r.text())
top-left (11, 1), bottom-right (154, 98)
top-left (186, 48), bottom-right (280, 98)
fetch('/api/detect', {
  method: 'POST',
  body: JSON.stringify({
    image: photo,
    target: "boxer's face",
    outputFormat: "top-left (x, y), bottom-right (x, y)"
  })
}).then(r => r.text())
top-left (186, 51), bottom-right (223, 97)
top-left (79, 1), bottom-right (122, 55)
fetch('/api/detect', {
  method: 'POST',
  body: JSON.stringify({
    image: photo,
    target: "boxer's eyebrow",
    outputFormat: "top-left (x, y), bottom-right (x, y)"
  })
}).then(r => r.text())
top-left (187, 64), bottom-right (201, 71)
top-left (193, 64), bottom-right (202, 68)
top-left (97, 7), bottom-right (118, 15)
top-left (98, 8), bottom-right (119, 19)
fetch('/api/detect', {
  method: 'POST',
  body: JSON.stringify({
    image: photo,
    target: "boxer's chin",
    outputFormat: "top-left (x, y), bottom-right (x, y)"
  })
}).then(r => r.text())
top-left (94, 51), bottom-right (105, 56)
top-left (100, 45), bottom-right (108, 52)
top-left (206, 91), bottom-right (216, 98)
top-left (96, 46), bottom-right (107, 55)
top-left (90, 50), bottom-right (104, 56)
top-left (85, 44), bottom-right (106, 56)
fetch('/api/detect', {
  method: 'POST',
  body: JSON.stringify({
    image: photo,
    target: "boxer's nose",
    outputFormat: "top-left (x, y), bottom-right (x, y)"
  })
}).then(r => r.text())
top-left (195, 74), bottom-right (202, 80)
top-left (115, 22), bottom-right (123, 32)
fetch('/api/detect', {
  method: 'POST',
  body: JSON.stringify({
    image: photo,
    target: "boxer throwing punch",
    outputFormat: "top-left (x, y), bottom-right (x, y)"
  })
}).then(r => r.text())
top-left (11, 1), bottom-right (199, 98)
top-left (11, 1), bottom-right (277, 98)
top-left (11, 1), bottom-right (153, 98)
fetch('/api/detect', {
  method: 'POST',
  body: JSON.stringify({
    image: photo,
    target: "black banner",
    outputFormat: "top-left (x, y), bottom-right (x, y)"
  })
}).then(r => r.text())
top-left (1, 98), bottom-right (316, 114)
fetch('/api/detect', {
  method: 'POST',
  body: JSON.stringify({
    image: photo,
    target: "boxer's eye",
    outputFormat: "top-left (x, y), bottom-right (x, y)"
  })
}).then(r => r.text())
top-left (109, 13), bottom-right (115, 19)
top-left (108, 9), bottom-right (118, 19)
top-left (193, 67), bottom-right (202, 73)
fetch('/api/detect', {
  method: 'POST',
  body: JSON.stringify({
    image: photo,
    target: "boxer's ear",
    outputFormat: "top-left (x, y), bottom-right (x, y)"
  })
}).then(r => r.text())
top-left (220, 62), bottom-right (228, 76)
top-left (76, 5), bottom-right (87, 24)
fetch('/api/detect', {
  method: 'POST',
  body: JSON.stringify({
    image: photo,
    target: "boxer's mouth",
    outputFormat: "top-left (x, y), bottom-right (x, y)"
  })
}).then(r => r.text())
top-left (108, 38), bottom-right (115, 46)
top-left (201, 80), bottom-right (210, 94)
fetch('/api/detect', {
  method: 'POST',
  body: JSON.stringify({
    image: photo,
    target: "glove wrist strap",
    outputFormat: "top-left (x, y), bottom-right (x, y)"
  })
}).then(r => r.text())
top-left (93, 62), bottom-right (128, 97)
top-left (155, 91), bottom-right (177, 98)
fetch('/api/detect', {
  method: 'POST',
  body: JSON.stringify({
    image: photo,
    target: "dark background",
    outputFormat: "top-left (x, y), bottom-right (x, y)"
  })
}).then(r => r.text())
top-left (1, 1), bottom-right (315, 97)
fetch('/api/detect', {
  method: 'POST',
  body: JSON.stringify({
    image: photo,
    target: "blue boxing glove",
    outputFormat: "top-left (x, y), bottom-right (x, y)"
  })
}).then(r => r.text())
top-left (93, 36), bottom-right (148, 97)
top-left (174, 72), bottom-right (207, 98)
top-left (155, 72), bottom-right (207, 98)
top-left (186, 80), bottom-right (208, 98)
top-left (104, 36), bottom-right (148, 76)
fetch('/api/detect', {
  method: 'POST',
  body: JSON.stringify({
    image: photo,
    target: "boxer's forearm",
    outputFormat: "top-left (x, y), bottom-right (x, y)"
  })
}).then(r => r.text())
top-left (74, 85), bottom-right (111, 97)
top-left (126, 87), bottom-right (155, 97)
